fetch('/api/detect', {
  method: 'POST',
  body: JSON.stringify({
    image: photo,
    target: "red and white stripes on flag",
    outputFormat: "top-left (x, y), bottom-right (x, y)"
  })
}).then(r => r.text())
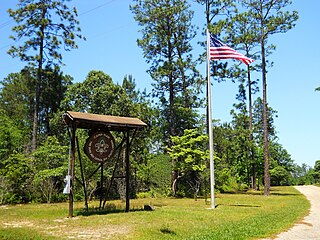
top-left (209, 33), bottom-right (254, 65)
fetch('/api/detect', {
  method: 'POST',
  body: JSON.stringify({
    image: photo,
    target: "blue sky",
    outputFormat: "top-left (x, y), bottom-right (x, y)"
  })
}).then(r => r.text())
top-left (1, 0), bottom-right (319, 168)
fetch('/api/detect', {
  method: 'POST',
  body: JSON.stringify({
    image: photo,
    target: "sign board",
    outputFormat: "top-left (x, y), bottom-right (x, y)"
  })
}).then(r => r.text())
top-left (84, 130), bottom-right (115, 163)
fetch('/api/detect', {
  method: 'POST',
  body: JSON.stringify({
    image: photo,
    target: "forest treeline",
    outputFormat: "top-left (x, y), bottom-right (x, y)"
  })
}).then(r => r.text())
top-left (1, 0), bottom-right (320, 204)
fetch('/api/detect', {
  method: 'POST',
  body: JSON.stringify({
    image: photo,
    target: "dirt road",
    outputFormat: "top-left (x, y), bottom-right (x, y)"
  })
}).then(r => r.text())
top-left (264, 185), bottom-right (320, 240)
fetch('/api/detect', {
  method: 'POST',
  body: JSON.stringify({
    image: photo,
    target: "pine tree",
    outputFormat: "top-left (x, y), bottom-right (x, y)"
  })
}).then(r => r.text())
top-left (131, 0), bottom-right (201, 140)
top-left (241, 0), bottom-right (298, 195)
top-left (7, 0), bottom-right (84, 151)
top-left (217, 11), bottom-right (261, 189)
top-left (131, 0), bottom-right (202, 192)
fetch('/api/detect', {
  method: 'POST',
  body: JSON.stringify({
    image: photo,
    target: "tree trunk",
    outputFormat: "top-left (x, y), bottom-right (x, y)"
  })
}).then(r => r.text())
top-left (163, 14), bottom-right (179, 194)
top-left (32, 84), bottom-right (40, 152)
top-left (247, 66), bottom-right (257, 190)
top-left (170, 71), bottom-right (178, 194)
top-left (32, 4), bottom-right (46, 151)
top-left (261, 34), bottom-right (270, 196)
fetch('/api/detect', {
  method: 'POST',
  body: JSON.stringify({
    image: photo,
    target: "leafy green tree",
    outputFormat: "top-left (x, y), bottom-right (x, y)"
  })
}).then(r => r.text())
top-left (61, 71), bottom-right (124, 115)
top-left (8, 0), bottom-right (84, 151)
top-left (230, 83), bottom-right (251, 187)
top-left (39, 66), bottom-right (73, 136)
top-left (252, 97), bottom-right (277, 187)
top-left (270, 166), bottom-right (289, 186)
top-left (0, 110), bottom-right (25, 162)
top-left (135, 154), bottom-right (172, 195)
top-left (212, 122), bottom-right (234, 167)
top-left (167, 129), bottom-right (208, 199)
top-left (269, 142), bottom-right (294, 173)
top-left (212, 122), bottom-right (248, 192)
top-left (312, 160), bottom-right (320, 183)
top-left (214, 165), bottom-right (239, 193)
top-left (122, 75), bottom-right (140, 103)
top-left (241, 0), bottom-right (298, 196)
top-left (313, 160), bottom-right (320, 183)
top-left (252, 97), bottom-right (278, 145)
top-left (1, 67), bottom-right (73, 148)
top-left (32, 136), bottom-right (68, 203)
top-left (1, 153), bottom-right (32, 203)
top-left (0, 71), bottom-right (34, 133)
top-left (291, 164), bottom-right (315, 185)
top-left (314, 160), bottom-right (320, 172)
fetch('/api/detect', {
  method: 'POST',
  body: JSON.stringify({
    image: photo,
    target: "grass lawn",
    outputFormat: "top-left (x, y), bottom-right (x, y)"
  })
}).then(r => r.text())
top-left (0, 186), bottom-right (310, 240)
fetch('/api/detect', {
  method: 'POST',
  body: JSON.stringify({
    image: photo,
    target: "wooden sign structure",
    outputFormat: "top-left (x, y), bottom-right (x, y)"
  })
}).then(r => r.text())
top-left (63, 111), bottom-right (147, 217)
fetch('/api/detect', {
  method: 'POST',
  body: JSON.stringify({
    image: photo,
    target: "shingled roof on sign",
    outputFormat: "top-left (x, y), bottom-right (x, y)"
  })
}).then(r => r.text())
top-left (63, 111), bottom-right (147, 131)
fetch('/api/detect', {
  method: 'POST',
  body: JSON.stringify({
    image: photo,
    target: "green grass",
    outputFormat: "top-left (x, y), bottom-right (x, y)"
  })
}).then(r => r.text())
top-left (0, 186), bottom-right (310, 240)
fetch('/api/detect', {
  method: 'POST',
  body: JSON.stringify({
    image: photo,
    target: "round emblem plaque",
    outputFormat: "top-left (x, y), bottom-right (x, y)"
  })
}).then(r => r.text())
top-left (84, 130), bottom-right (115, 163)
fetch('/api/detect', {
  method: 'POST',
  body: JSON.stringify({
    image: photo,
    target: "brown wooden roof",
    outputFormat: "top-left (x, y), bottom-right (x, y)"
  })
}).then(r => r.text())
top-left (63, 111), bottom-right (147, 131)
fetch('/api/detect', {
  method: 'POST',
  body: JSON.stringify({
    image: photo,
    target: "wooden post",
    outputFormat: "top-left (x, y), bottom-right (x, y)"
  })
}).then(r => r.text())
top-left (76, 136), bottom-right (88, 211)
top-left (125, 130), bottom-right (130, 212)
top-left (99, 162), bottom-right (104, 209)
top-left (69, 125), bottom-right (76, 218)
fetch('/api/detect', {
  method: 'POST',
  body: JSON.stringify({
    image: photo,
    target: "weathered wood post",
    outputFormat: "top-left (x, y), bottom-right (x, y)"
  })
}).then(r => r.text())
top-left (69, 124), bottom-right (76, 218)
top-left (125, 130), bottom-right (130, 212)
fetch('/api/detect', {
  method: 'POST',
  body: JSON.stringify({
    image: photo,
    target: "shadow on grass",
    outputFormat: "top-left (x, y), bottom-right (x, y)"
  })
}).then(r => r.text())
top-left (222, 187), bottom-right (302, 197)
top-left (75, 206), bottom-right (146, 217)
top-left (238, 191), bottom-right (300, 197)
top-left (217, 204), bottom-right (261, 208)
top-left (221, 190), bottom-right (263, 195)
top-left (269, 192), bottom-right (301, 196)
top-left (160, 224), bottom-right (176, 235)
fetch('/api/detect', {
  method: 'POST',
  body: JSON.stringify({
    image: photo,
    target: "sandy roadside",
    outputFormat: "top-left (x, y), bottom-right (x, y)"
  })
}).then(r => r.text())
top-left (262, 185), bottom-right (320, 240)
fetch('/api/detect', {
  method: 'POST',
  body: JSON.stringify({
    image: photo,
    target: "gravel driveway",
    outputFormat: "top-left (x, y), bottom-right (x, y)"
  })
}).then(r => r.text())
top-left (264, 185), bottom-right (320, 240)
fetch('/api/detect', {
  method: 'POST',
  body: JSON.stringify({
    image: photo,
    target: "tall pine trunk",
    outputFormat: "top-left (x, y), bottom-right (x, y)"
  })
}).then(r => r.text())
top-left (261, 32), bottom-right (270, 196)
top-left (167, 28), bottom-right (178, 194)
top-left (170, 73), bottom-right (178, 193)
top-left (32, 4), bottom-right (46, 152)
top-left (247, 65), bottom-right (257, 190)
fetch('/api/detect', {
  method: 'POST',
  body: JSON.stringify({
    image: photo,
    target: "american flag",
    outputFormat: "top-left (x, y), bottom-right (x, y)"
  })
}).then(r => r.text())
top-left (209, 34), bottom-right (254, 65)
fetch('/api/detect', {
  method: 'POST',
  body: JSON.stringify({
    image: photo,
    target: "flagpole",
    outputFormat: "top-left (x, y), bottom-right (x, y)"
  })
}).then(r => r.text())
top-left (206, 29), bottom-right (215, 209)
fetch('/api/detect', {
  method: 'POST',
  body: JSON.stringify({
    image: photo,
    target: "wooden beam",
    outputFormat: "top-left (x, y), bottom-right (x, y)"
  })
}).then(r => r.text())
top-left (125, 130), bottom-right (130, 212)
top-left (69, 124), bottom-right (76, 218)
top-left (76, 136), bottom-right (88, 211)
